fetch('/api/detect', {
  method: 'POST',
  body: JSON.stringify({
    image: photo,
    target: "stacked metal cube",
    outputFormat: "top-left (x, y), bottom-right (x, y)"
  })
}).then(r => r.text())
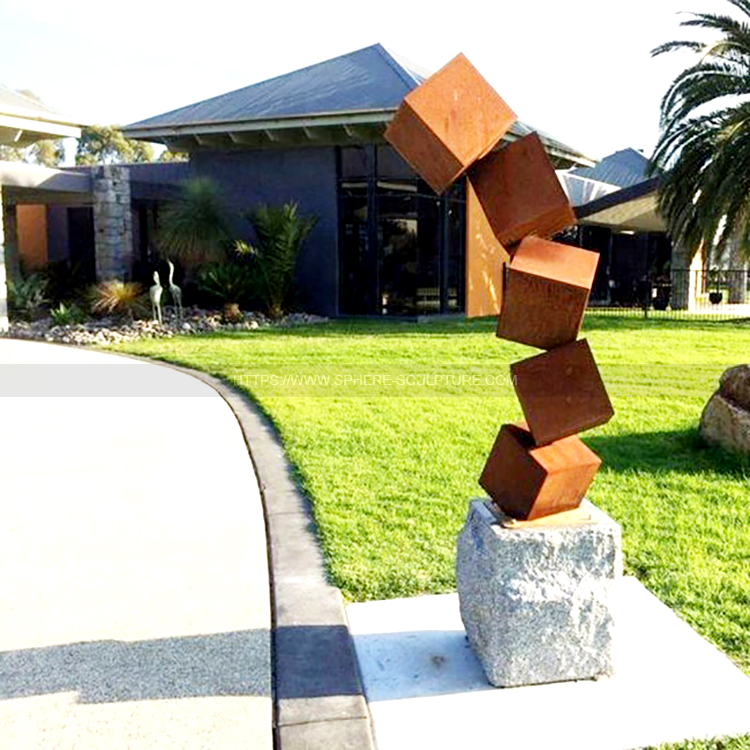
top-left (386, 54), bottom-right (614, 521)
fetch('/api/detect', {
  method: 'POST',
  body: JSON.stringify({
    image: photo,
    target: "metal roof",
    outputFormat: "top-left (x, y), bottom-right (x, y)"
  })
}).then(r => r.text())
top-left (123, 44), bottom-right (593, 167)
top-left (576, 176), bottom-right (664, 232)
top-left (126, 44), bottom-right (424, 131)
top-left (570, 148), bottom-right (651, 189)
top-left (0, 85), bottom-right (84, 146)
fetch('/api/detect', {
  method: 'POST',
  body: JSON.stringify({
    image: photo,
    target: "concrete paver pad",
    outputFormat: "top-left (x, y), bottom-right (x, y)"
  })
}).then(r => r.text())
top-left (348, 578), bottom-right (750, 750)
top-left (0, 340), bottom-right (272, 749)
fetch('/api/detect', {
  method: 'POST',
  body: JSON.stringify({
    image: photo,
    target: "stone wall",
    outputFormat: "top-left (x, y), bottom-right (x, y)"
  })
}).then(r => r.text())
top-left (93, 165), bottom-right (133, 280)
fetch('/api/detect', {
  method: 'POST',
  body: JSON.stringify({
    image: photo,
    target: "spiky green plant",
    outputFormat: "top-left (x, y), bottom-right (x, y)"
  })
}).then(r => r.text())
top-left (650, 0), bottom-right (750, 262)
top-left (157, 178), bottom-right (233, 267)
top-left (239, 202), bottom-right (316, 318)
top-left (196, 262), bottom-right (255, 306)
top-left (90, 280), bottom-right (147, 319)
top-left (7, 273), bottom-right (49, 321)
top-left (49, 301), bottom-right (85, 326)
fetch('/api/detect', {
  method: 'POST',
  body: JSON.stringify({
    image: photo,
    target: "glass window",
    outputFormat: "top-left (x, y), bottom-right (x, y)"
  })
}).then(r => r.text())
top-left (337, 146), bottom-right (466, 315)
top-left (340, 146), bottom-right (369, 178)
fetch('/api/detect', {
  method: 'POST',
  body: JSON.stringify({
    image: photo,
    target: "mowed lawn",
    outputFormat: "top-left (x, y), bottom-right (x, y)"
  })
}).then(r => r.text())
top-left (110, 315), bottom-right (750, 675)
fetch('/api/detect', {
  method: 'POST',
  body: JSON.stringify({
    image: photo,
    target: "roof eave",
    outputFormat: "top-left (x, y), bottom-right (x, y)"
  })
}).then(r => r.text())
top-left (124, 110), bottom-right (594, 167)
top-left (0, 113), bottom-right (82, 145)
top-left (122, 109), bottom-right (396, 140)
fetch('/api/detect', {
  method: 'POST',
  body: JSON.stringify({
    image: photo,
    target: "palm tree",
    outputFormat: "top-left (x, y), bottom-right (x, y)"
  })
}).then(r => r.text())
top-left (236, 203), bottom-right (317, 318)
top-left (650, 0), bottom-right (750, 264)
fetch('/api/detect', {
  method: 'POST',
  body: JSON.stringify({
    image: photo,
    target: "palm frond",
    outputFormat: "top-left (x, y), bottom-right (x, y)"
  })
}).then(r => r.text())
top-left (242, 203), bottom-right (317, 318)
top-left (651, 0), bottom-right (750, 263)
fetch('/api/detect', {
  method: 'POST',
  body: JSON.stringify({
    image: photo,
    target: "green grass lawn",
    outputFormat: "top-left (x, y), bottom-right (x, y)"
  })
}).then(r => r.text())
top-left (110, 314), bottom-right (750, 678)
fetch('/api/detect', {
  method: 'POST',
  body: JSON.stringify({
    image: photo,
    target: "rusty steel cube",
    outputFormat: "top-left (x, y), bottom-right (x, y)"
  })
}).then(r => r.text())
top-left (468, 132), bottom-right (576, 246)
top-left (511, 339), bottom-right (614, 446)
top-left (385, 53), bottom-right (517, 195)
top-left (496, 236), bottom-right (600, 350)
top-left (479, 423), bottom-right (602, 521)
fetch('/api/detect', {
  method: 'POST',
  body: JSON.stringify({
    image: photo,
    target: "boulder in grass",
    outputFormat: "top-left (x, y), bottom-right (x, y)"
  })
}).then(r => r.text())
top-left (700, 365), bottom-right (750, 455)
top-left (719, 364), bottom-right (750, 411)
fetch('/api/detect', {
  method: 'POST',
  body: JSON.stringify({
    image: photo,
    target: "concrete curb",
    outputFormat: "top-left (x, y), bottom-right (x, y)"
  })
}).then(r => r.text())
top-left (126, 357), bottom-right (376, 750)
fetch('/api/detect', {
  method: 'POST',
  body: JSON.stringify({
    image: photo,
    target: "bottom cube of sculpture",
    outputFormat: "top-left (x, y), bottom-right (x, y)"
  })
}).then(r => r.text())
top-left (456, 498), bottom-right (622, 688)
top-left (479, 422), bottom-right (601, 520)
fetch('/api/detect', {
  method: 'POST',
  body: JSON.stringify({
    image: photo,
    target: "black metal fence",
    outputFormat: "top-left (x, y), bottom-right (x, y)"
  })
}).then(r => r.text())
top-left (587, 269), bottom-right (750, 322)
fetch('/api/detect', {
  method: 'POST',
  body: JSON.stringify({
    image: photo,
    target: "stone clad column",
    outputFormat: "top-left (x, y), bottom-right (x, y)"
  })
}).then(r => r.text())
top-left (0, 188), bottom-right (7, 331)
top-left (93, 165), bottom-right (133, 280)
top-left (728, 237), bottom-right (748, 304)
top-left (670, 241), bottom-right (701, 311)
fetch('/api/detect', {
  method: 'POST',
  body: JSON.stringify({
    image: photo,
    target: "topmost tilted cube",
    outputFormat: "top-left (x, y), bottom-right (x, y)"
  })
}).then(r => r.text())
top-left (385, 54), bottom-right (517, 195)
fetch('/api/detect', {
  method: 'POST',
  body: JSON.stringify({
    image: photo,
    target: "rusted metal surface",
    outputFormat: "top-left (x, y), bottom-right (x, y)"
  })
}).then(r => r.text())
top-left (384, 53), bottom-right (517, 195)
top-left (511, 339), bottom-right (614, 446)
top-left (465, 179), bottom-right (509, 318)
top-left (496, 237), bottom-right (600, 349)
top-left (468, 132), bottom-right (576, 245)
top-left (383, 51), bottom-right (612, 522)
top-left (479, 423), bottom-right (602, 521)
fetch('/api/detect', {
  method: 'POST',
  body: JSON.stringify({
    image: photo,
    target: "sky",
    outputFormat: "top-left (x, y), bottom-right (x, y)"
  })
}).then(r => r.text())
top-left (0, 0), bottom-right (735, 161)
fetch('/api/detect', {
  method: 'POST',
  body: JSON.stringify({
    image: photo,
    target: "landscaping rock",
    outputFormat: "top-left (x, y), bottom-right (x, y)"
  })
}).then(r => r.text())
top-left (2, 308), bottom-right (328, 346)
top-left (456, 498), bottom-right (621, 688)
top-left (700, 391), bottom-right (750, 455)
top-left (719, 364), bottom-right (750, 410)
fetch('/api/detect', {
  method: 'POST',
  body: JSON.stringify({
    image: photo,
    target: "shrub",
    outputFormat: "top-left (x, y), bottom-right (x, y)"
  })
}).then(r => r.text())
top-left (157, 178), bottom-right (233, 267)
top-left (196, 262), bottom-right (255, 306)
top-left (7, 273), bottom-right (49, 320)
top-left (239, 202), bottom-right (316, 318)
top-left (49, 302), bottom-right (85, 326)
top-left (90, 280), bottom-right (147, 319)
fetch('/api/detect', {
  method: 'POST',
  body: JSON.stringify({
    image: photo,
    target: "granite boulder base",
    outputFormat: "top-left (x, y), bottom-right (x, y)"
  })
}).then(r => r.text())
top-left (456, 499), bottom-right (622, 688)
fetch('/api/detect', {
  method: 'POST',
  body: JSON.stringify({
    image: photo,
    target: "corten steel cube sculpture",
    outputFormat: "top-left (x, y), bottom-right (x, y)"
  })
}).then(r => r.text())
top-left (385, 53), bottom-right (517, 195)
top-left (511, 339), bottom-right (614, 446)
top-left (479, 423), bottom-right (602, 521)
top-left (385, 53), bottom-right (613, 522)
top-left (496, 236), bottom-right (600, 351)
top-left (468, 132), bottom-right (576, 246)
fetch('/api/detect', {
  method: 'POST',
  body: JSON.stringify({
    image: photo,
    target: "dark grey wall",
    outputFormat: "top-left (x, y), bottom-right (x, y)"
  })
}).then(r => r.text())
top-left (192, 147), bottom-right (338, 316)
top-left (46, 205), bottom-right (69, 263)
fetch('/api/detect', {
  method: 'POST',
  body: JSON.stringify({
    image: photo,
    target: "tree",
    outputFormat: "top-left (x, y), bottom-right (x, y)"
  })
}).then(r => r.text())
top-left (29, 140), bottom-right (66, 167)
top-left (650, 0), bottom-right (750, 262)
top-left (0, 88), bottom-right (65, 167)
top-left (75, 125), bottom-right (154, 165)
top-left (157, 178), bottom-right (233, 267)
top-left (158, 149), bottom-right (189, 163)
top-left (0, 145), bottom-right (25, 162)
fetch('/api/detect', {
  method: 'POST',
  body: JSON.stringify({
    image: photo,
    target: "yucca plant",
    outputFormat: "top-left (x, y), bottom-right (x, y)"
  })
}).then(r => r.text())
top-left (239, 202), bottom-right (316, 318)
top-left (90, 280), bottom-right (147, 319)
top-left (158, 178), bottom-right (233, 267)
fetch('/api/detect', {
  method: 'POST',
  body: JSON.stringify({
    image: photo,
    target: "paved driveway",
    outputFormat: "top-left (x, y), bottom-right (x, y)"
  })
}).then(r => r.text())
top-left (0, 339), bottom-right (271, 749)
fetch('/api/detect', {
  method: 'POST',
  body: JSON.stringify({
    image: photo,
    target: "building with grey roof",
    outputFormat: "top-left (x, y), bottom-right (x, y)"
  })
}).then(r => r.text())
top-left (121, 44), bottom-right (593, 317)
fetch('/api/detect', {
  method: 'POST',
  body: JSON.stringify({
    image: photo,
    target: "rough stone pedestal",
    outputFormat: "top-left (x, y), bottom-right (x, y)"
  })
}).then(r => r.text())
top-left (456, 498), bottom-right (622, 687)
